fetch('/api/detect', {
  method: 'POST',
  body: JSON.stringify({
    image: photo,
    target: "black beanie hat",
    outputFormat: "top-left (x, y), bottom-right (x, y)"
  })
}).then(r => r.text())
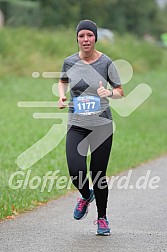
top-left (76, 20), bottom-right (98, 42)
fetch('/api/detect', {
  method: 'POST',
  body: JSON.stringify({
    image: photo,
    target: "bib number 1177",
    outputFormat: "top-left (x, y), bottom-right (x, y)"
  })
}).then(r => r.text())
top-left (77, 101), bottom-right (95, 111)
top-left (73, 96), bottom-right (101, 115)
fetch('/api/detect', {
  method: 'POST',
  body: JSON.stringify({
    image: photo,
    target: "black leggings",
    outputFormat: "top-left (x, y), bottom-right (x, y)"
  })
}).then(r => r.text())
top-left (66, 123), bottom-right (113, 218)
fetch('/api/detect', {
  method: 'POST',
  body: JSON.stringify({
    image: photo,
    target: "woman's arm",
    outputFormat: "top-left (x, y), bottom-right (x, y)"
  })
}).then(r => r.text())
top-left (97, 81), bottom-right (124, 99)
top-left (111, 85), bottom-right (124, 99)
top-left (58, 80), bottom-right (68, 109)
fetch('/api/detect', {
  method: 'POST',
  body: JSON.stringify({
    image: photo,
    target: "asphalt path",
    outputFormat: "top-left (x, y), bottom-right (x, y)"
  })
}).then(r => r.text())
top-left (0, 156), bottom-right (167, 252)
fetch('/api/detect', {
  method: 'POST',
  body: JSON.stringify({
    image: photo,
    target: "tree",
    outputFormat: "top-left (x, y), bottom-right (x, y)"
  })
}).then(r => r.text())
top-left (103, 0), bottom-right (163, 36)
top-left (1, 0), bottom-right (166, 37)
top-left (40, 0), bottom-right (79, 27)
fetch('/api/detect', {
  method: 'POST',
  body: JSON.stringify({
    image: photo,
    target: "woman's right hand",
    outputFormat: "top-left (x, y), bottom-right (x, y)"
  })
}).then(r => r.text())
top-left (58, 96), bottom-right (67, 109)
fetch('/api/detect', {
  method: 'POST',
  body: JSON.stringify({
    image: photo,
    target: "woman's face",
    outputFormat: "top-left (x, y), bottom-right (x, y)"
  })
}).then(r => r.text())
top-left (77, 30), bottom-right (95, 53)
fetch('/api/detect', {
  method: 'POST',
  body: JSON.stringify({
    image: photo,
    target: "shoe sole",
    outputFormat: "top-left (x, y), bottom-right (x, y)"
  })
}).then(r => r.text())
top-left (95, 232), bottom-right (111, 236)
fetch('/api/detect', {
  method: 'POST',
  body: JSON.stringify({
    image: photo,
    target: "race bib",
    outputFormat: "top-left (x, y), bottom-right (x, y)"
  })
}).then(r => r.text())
top-left (73, 96), bottom-right (101, 115)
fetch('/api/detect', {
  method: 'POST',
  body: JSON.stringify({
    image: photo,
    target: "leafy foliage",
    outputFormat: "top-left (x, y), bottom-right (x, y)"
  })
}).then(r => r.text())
top-left (0, 0), bottom-right (167, 37)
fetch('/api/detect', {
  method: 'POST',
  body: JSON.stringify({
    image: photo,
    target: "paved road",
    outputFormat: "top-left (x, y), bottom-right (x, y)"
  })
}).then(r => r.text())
top-left (0, 156), bottom-right (167, 252)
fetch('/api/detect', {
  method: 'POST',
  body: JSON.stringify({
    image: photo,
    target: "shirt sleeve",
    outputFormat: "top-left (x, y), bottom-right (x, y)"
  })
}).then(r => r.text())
top-left (107, 61), bottom-right (121, 88)
top-left (60, 60), bottom-right (69, 83)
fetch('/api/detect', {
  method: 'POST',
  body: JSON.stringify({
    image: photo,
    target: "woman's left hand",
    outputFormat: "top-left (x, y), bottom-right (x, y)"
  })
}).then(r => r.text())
top-left (97, 81), bottom-right (110, 98)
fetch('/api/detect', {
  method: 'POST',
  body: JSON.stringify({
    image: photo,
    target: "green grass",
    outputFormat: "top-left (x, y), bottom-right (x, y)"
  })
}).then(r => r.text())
top-left (0, 27), bottom-right (167, 220)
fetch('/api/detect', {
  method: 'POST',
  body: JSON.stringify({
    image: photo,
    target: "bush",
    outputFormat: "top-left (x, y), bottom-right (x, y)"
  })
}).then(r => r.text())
top-left (0, 0), bottom-right (40, 27)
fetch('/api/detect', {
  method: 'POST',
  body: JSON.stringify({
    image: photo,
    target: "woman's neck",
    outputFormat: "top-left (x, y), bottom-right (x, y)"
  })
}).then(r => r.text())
top-left (79, 50), bottom-right (101, 63)
top-left (79, 49), bottom-right (95, 60)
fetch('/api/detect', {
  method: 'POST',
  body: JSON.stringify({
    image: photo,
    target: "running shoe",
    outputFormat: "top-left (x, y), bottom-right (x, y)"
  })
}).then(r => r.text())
top-left (73, 189), bottom-right (95, 220)
top-left (95, 217), bottom-right (111, 236)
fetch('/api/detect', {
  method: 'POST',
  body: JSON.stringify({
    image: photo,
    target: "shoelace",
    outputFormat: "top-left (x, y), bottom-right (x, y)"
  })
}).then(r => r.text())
top-left (94, 219), bottom-right (109, 229)
top-left (77, 198), bottom-right (89, 212)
